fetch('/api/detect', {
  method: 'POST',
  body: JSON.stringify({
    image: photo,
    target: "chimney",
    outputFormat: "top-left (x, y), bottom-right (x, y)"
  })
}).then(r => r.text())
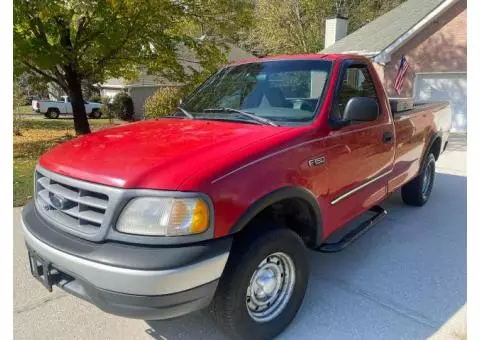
top-left (324, 15), bottom-right (348, 48)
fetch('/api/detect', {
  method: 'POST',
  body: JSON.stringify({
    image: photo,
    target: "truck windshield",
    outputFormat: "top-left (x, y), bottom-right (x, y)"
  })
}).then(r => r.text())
top-left (181, 59), bottom-right (333, 124)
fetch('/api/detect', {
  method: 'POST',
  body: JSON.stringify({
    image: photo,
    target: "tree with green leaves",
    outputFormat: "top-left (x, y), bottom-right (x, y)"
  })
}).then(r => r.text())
top-left (246, 0), bottom-right (405, 56)
top-left (14, 0), bottom-right (253, 134)
top-left (246, 0), bottom-right (331, 56)
top-left (339, 0), bottom-right (406, 32)
top-left (13, 79), bottom-right (26, 136)
top-left (16, 72), bottom-right (49, 101)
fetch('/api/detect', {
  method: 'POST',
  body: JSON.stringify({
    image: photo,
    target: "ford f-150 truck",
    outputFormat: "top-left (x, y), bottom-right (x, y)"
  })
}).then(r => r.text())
top-left (22, 54), bottom-right (452, 339)
top-left (32, 95), bottom-right (103, 119)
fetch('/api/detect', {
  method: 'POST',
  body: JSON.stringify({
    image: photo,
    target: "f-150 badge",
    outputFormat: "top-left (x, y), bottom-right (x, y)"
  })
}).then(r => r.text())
top-left (308, 156), bottom-right (326, 167)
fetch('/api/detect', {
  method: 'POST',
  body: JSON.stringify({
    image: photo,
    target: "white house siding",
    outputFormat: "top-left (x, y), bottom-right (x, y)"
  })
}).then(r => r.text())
top-left (101, 88), bottom-right (123, 99)
top-left (128, 86), bottom-right (163, 119)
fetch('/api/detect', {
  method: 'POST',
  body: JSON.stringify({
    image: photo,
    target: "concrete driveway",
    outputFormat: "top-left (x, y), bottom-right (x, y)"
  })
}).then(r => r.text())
top-left (13, 135), bottom-right (467, 340)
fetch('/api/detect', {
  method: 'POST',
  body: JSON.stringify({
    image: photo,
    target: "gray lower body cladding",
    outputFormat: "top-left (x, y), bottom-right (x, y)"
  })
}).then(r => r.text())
top-left (21, 201), bottom-right (231, 319)
top-left (54, 272), bottom-right (219, 320)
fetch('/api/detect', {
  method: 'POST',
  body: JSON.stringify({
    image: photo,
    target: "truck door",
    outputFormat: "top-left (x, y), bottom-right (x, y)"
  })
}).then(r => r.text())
top-left (324, 60), bottom-right (395, 235)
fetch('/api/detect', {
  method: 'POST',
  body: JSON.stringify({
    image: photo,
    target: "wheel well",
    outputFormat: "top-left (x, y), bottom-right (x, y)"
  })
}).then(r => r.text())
top-left (235, 197), bottom-right (319, 248)
top-left (430, 137), bottom-right (442, 160)
top-left (47, 107), bottom-right (60, 113)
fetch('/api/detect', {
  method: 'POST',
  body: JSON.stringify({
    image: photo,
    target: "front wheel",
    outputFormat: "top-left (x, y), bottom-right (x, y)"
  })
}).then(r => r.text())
top-left (211, 228), bottom-right (309, 340)
top-left (401, 153), bottom-right (436, 206)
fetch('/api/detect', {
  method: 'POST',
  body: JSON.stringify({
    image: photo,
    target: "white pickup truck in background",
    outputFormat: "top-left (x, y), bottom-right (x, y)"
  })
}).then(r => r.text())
top-left (32, 96), bottom-right (103, 119)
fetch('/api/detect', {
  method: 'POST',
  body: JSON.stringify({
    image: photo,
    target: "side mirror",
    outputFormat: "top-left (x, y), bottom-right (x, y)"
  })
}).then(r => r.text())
top-left (343, 97), bottom-right (379, 122)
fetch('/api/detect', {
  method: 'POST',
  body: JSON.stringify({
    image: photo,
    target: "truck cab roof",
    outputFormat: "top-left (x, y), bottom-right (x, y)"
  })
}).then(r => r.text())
top-left (227, 53), bottom-right (371, 66)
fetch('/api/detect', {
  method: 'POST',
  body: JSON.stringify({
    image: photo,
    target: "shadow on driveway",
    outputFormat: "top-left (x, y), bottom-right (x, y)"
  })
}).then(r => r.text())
top-left (146, 172), bottom-right (466, 339)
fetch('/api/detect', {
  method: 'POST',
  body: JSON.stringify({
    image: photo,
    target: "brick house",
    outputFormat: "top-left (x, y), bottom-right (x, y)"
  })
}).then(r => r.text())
top-left (321, 0), bottom-right (467, 132)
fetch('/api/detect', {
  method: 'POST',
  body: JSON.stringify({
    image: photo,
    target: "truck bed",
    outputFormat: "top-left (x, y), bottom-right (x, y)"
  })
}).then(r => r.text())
top-left (393, 101), bottom-right (450, 118)
top-left (389, 100), bottom-right (452, 193)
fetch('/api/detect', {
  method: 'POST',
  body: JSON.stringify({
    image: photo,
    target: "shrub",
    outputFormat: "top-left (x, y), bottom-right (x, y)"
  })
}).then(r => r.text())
top-left (111, 92), bottom-right (134, 121)
top-left (89, 95), bottom-right (102, 103)
top-left (144, 87), bottom-right (183, 119)
top-left (101, 97), bottom-right (115, 122)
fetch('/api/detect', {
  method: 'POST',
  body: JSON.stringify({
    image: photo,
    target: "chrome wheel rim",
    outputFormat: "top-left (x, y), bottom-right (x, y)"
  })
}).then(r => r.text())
top-left (246, 252), bottom-right (295, 323)
top-left (422, 162), bottom-right (433, 197)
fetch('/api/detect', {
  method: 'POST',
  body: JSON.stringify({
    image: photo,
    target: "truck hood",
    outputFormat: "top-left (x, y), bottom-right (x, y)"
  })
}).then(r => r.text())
top-left (39, 119), bottom-right (284, 189)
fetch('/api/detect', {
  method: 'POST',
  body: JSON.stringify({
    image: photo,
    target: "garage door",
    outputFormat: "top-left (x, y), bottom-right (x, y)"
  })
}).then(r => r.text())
top-left (414, 72), bottom-right (467, 132)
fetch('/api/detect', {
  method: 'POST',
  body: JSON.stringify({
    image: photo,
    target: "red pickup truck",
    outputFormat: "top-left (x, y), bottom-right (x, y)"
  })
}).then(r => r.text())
top-left (22, 54), bottom-right (452, 339)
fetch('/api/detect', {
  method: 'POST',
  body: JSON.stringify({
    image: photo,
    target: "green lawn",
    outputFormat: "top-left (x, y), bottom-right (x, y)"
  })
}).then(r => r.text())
top-left (14, 105), bottom-right (33, 115)
top-left (13, 117), bottom-right (121, 206)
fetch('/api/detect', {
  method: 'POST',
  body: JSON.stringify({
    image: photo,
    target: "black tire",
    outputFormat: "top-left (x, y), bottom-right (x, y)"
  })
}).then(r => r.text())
top-left (89, 109), bottom-right (102, 119)
top-left (401, 153), bottom-right (436, 206)
top-left (46, 108), bottom-right (60, 119)
top-left (211, 228), bottom-right (309, 340)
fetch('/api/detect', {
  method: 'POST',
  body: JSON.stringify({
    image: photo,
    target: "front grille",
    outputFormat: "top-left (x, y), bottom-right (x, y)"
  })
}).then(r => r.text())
top-left (35, 170), bottom-right (110, 234)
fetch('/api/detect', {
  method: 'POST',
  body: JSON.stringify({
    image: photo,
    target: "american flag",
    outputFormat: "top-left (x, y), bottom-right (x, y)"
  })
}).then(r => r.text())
top-left (394, 56), bottom-right (409, 95)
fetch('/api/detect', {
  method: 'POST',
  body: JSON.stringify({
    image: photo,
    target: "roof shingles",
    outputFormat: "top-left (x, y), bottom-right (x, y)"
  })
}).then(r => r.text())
top-left (320, 0), bottom-right (446, 55)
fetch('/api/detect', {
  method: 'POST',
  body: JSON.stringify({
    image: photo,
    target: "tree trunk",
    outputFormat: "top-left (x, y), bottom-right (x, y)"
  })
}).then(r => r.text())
top-left (65, 68), bottom-right (91, 135)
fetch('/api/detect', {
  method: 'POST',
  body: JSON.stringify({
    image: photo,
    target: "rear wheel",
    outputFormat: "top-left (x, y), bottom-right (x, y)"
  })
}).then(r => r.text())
top-left (89, 109), bottom-right (102, 119)
top-left (401, 153), bottom-right (436, 206)
top-left (46, 108), bottom-right (60, 119)
top-left (211, 228), bottom-right (309, 340)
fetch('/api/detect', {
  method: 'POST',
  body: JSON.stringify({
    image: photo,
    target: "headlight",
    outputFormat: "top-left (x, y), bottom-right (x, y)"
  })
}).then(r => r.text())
top-left (116, 197), bottom-right (210, 236)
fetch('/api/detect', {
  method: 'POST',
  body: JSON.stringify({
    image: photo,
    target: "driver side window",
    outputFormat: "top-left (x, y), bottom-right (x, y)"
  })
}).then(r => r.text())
top-left (332, 64), bottom-right (378, 121)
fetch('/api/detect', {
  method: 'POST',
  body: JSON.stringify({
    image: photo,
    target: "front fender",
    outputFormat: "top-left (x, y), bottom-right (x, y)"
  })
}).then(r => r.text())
top-left (228, 186), bottom-right (324, 246)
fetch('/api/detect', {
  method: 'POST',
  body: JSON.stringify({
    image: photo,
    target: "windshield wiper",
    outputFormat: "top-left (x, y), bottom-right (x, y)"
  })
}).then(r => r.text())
top-left (203, 107), bottom-right (278, 126)
top-left (176, 106), bottom-right (194, 119)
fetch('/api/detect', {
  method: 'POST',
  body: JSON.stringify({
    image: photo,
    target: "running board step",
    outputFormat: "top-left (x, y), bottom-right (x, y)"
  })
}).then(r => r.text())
top-left (316, 205), bottom-right (387, 253)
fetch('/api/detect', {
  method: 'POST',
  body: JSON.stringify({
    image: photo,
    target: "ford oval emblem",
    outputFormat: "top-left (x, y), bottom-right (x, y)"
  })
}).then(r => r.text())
top-left (49, 192), bottom-right (73, 210)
